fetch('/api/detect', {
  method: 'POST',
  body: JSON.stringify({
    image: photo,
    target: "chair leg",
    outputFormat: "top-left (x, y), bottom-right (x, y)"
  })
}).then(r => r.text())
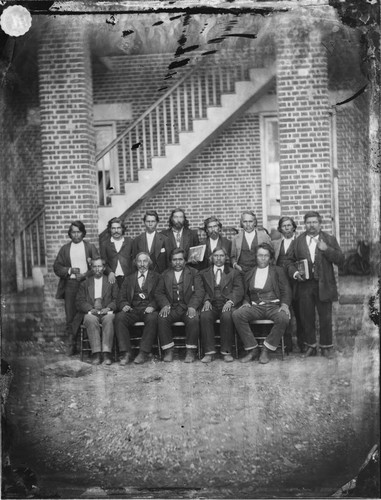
top-left (80, 326), bottom-right (84, 362)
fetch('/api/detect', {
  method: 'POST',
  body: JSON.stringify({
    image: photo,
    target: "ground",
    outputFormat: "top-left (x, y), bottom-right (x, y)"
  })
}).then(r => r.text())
top-left (3, 329), bottom-right (379, 499)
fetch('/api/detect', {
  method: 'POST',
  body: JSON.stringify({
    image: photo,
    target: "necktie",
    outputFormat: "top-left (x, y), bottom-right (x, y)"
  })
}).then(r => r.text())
top-left (175, 232), bottom-right (181, 247)
top-left (139, 273), bottom-right (145, 288)
top-left (215, 268), bottom-right (222, 285)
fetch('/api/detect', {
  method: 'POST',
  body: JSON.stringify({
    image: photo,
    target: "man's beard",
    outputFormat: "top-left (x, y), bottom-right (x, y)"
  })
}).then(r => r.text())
top-left (173, 221), bottom-right (184, 230)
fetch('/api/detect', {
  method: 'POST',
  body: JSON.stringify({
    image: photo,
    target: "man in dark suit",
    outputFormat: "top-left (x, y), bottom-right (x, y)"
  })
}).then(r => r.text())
top-left (132, 210), bottom-right (170, 273)
top-left (272, 216), bottom-right (304, 352)
top-left (200, 216), bottom-right (232, 270)
top-left (233, 243), bottom-right (291, 364)
top-left (100, 217), bottom-right (133, 289)
top-left (155, 248), bottom-right (204, 363)
top-left (115, 252), bottom-right (160, 365)
top-left (161, 208), bottom-right (200, 264)
top-left (287, 211), bottom-right (344, 359)
top-left (76, 258), bottom-right (119, 365)
top-left (200, 248), bottom-right (244, 363)
top-left (53, 220), bottom-right (99, 355)
top-left (231, 211), bottom-right (272, 273)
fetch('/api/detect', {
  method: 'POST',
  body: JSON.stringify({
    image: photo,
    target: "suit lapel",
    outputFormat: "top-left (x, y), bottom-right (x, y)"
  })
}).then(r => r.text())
top-left (182, 229), bottom-right (190, 250)
top-left (146, 271), bottom-right (154, 294)
top-left (153, 233), bottom-right (161, 258)
top-left (89, 278), bottom-right (95, 301)
top-left (205, 268), bottom-right (215, 294)
top-left (128, 273), bottom-right (137, 302)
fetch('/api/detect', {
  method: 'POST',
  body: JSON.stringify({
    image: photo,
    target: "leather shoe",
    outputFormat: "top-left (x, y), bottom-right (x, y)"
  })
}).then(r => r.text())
top-left (119, 352), bottom-right (131, 366)
top-left (91, 352), bottom-right (101, 365)
top-left (163, 348), bottom-right (174, 363)
top-left (302, 346), bottom-right (317, 358)
top-left (259, 347), bottom-right (271, 364)
top-left (134, 352), bottom-right (148, 364)
top-left (67, 344), bottom-right (77, 356)
top-left (299, 344), bottom-right (307, 354)
top-left (184, 349), bottom-right (196, 363)
top-left (223, 354), bottom-right (234, 363)
top-left (103, 353), bottom-right (112, 365)
top-left (240, 348), bottom-right (259, 363)
top-left (201, 354), bottom-right (214, 363)
top-left (321, 348), bottom-right (334, 359)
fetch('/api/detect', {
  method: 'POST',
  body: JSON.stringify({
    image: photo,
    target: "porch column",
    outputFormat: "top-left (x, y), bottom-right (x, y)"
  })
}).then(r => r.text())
top-left (38, 18), bottom-right (98, 338)
top-left (276, 9), bottom-right (335, 230)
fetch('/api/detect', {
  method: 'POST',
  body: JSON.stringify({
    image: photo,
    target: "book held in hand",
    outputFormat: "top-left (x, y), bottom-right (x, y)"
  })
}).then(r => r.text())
top-left (188, 244), bottom-right (206, 262)
top-left (296, 259), bottom-right (309, 280)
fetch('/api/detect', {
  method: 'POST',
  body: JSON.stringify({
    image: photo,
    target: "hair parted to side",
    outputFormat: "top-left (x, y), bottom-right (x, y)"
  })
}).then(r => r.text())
top-left (277, 216), bottom-right (297, 233)
top-left (143, 210), bottom-right (160, 222)
top-left (68, 220), bottom-right (86, 237)
top-left (203, 216), bottom-right (222, 233)
top-left (107, 217), bottom-right (126, 235)
top-left (304, 211), bottom-right (322, 223)
top-left (240, 210), bottom-right (257, 228)
top-left (256, 242), bottom-right (275, 260)
top-left (170, 247), bottom-right (186, 260)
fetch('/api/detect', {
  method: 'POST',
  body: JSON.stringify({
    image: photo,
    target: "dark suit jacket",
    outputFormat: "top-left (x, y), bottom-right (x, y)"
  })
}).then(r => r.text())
top-left (231, 229), bottom-right (272, 267)
top-left (200, 236), bottom-right (232, 269)
top-left (161, 228), bottom-right (200, 259)
top-left (272, 237), bottom-right (296, 266)
top-left (287, 231), bottom-right (344, 302)
top-left (76, 275), bottom-right (119, 314)
top-left (243, 265), bottom-right (292, 306)
top-left (100, 237), bottom-right (133, 277)
top-left (155, 266), bottom-right (204, 310)
top-left (117, 270), bottom-right (160, 311)
top-left (132, 232), bottom-right (170, 274)
top-left (53, 240), bottom-right (100, 299)
top-left (200, 265), bottom-right (244, 306)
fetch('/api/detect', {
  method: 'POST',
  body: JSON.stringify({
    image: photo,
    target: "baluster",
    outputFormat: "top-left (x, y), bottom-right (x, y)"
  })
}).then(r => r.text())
top-left (102, 157), bottom-right (107, 206)
top-left (121, 138), bottom-right (127, 182)
top-left (142, 117), bottom-right (147, 169)
top-left (190, 76), bottom-right (195, 120)
top-left (177, 86), bottom-right (181, 136)
top-left (156, 105), bottom-right (161, 156)
top-left (204, 70), bottom-right (209, 108)
top-left (163, 101), bottom-right (168, 146)
top-left (129, 132), bottom-right (133, 181)
top-left (136, 125), bottom-right (141, 174)
top-left (212, 67), bottom-right (217, 106)
top-left (226, 70), bottom-right (231, 93)
top-left (183, 82), bottom-right (189, 131)
top-left (35, 219), bottom-right (41, 266)
top-left (22, 230), bottom-right (27, 277)
top-left (219, 66), bottom-right (224, 95)
top-left (197, 73), bottom-right (203, 118)
top-left (170, 94), bottom-right (175, 144)
top-left (149, 112), bottom-right (154, 160)
top-left (42, 211), bottom-right (47, 266)
top-left (29, 227), bottom-right (34, 272)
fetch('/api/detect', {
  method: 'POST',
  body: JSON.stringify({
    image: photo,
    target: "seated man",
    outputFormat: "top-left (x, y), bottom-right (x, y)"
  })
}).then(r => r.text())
top-left (200, 216), bottom-right (232, 270)
top-left (155, 248), bottom-right (204, 363)
top-left (232, 243), bottom-right (291, 364)
top-left (76, 258), bottom-right (118, 365)
top-left (115, 252), bottom-right (160, 365)
top-left (200, 248), bottom-right (244, 363)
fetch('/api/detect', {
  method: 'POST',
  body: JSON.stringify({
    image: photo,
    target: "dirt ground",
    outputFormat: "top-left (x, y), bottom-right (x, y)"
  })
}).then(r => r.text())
top-left (3, 332), bottom-right (379, 499)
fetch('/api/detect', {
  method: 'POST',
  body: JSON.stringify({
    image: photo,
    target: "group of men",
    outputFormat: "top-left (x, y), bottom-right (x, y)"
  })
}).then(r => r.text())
top-left (54, 208), bottom-right (344, 365)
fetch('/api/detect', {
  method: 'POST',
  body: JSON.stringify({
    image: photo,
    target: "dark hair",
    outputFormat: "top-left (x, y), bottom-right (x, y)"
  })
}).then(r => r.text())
top-left (91, 258), bottom-right (105, 266)
top-left (133, 252), bottom-right (153, 268)
top-left (256, 243), bottom-right (275, 260)
top-left (203, 216), bottom-right (222, 233)
top-left (168, 208), bottom-right (190, 229)
top-left (68, 220), bottom-right (86, 238)
top-left (240, 211), bottom-right (257, 228)
top-left (277, 216), bottom-right (297, 233)
top-left (107, 217), bottom-right (126, 235)
top-left (304, 211), bottom-right (322, 223)
top-left (143, 210), bottom-right (160, 223)
top-left (170, 247), bottom-right (186, 260)
top-left (209, 246), bottom-right (228, 263)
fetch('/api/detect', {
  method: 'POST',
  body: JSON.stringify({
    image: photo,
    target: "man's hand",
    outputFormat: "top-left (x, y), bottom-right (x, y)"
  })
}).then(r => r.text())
top-left (75, 273), bottom-right (86, 281)
top-left (189, 256), bottom-right (199, 264)
top-left (202, 300), bottom-right (212, 312)
top-left (294, 271), bottom-right (305, 282)
top-left (108, 272), bottom-right (116, 284)
top-left (317, 240), bottom-right (328, 252)
top-left (278, 304), bottom-right (290, 319)
top-left (187, 307), bottom-right (197, 319)
top-left (240, 302), bottom-right (251, 309)
top-left (222, 300), bottom-right (233, 312)
top-left (122, 305), bottom-right (132, 313)
top-left (159, 305), bottom-right (171, 317)
top-left (144, 306), bottom-right (155, 314)
top-left (99, 308), bottom-right (110, 315)
top-left (89, 309), bottom-right (99, 315)
top-left (234, 264), bottom-right (243, 272)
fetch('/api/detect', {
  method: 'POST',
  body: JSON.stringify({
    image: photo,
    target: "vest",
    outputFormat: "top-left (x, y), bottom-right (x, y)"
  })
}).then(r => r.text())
top-left (249, 271), bottom-right (278, 304)
top-left (238, 233), bottom-right (258, 272)
top-left (132, 277), bottom-right (149, 308)
top-left (172, 273), bottom-right (186, 308)
top-left (276, 240), bottom-right (288, 268)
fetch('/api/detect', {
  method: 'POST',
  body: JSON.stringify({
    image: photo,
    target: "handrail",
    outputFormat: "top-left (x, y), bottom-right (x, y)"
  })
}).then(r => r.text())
top-left (95, 55), bottom-right (206, 163)
top-left (18, 207), bottom-right (45, 235)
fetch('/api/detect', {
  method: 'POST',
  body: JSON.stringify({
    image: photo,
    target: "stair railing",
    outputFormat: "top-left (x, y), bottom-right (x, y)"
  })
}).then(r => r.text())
top-left (14, 208), bottom-right (46, 290)
top-left (95, 56), bottom-right (249, 204)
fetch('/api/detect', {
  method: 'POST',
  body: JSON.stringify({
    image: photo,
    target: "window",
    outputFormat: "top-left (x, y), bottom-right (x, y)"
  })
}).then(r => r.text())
top-left (95, 123), bottom-right (119, 206)
top-left (261, 115), bottom-right (280, 236)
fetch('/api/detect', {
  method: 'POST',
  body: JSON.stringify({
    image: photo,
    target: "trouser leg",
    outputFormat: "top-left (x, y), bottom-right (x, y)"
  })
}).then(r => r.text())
top-left (140, 311), bottom-right (159, 353)
top-left (316, 300), bottom-right (333, 348)
top-left (83, 314), bottom-right (101, 353)
top-left (220, 309), bottom-right (234, 355)
top-left (200, 309), bottom-right (218, 354)
top-left (115, 310), bottom-right (139, 353)
top-left (298, 281), bottom-right (318, 347)
top-left (183, 311), bottom-right (200, 349)
top-left (64, 280), bottom-right (80, 337)
top-left (100, 314), bottom-right (115, 353)
top-left (157, 308), bottom-right (183, 350)
top-left (232, 306), bottom-right (262, 350)
top-left (292, 298), bottom-right (305, 348)
top-left (262, 305), bottom-right (290, 351)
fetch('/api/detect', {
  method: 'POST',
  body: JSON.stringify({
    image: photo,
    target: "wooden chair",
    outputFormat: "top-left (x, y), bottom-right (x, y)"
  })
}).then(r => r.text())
top-left (170, 321), bottom-right (202, 360)
top-left (131, 322), bottom-right (162, 358)
top-left (249, 319), bottom-right (285, 360)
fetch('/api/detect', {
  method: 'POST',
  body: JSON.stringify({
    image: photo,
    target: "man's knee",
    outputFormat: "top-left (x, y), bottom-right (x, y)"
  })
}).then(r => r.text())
top-left (200, 311), bottom-right (214, 326)
top-left (145, 311), bottom-right (158, 324)
top-left (84, 314), bottom-right (99, 327)
top-left (101, 314), bottom-right (115, 327)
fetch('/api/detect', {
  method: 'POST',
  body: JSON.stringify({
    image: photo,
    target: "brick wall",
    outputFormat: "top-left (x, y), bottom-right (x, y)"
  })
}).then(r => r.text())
top-left (276, 12), bottom-right (333, 232)
top-left (336, 93), bottom-right (370, 252)
top-left (122, 112), bottom-right (263, 237)
top-left (38, 18), bottom-right (99, 338)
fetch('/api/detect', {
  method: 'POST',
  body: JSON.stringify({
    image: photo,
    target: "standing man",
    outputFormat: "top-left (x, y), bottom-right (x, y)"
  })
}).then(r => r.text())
top-left (100, 217), bottom-right (133, 289)
top-left (132, 210), bottom-right (170, 273)
top-left (76, 258), bottom-right (119, 365)
top-left (155, 248), bottom-right (204, 363)
top-left (200, 216), bottom-right (232, 269)
top-left (200, 248), bottom-right (244, 363)
top-left (231, 211), bottom-right (272, 273)
top-left (287, 211), bottom-right (344, 359)
top-left (53, 220), bottom-right (99, 355)
top-left (161, 208), bottom-right (200, 263)
top-left (115, 252), bottom-right (160, 365)
top-left (233, 243), bottom-right (291, 364)
top-left (272, 216), bottom-right (304, 352)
